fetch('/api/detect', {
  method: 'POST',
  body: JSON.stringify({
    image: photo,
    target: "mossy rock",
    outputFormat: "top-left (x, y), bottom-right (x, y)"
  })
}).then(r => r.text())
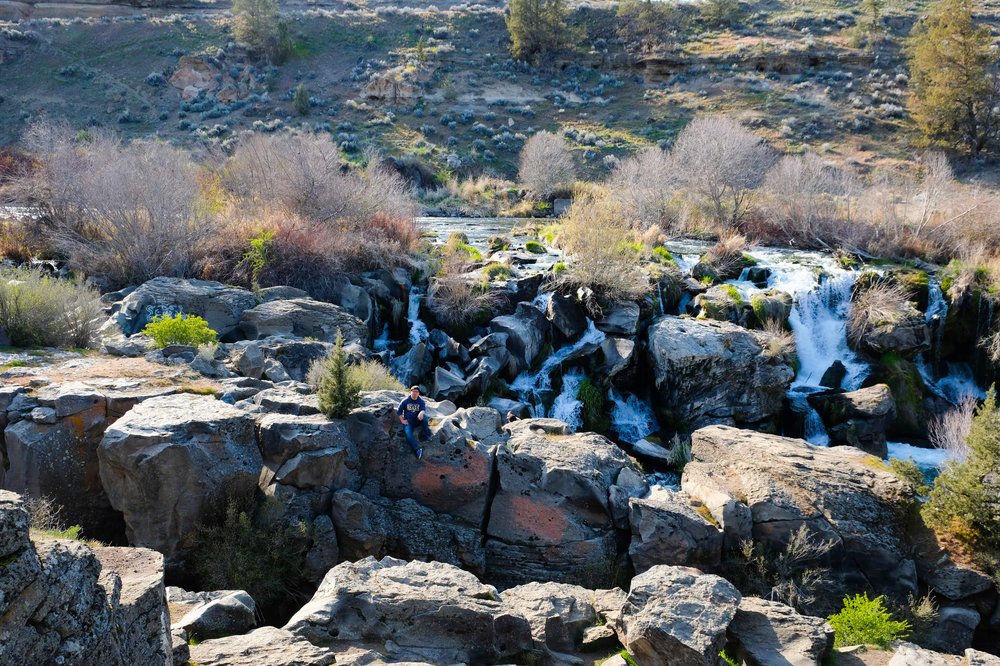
top-left (868, 353), bottom-right (927, 437)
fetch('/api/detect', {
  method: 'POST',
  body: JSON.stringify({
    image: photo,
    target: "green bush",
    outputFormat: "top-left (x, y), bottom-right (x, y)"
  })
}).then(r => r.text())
top-left (553, 261), bottom-right (567, 275)
top-left (827, 593), bottom-right (911, 648)
top-left (192, 497), bottom-right (308, 620)
top-left (293, 83), bottom-right (310, 115)
top-left (651, 246), bottom-right (677, 266)
top-left (0, 268), bottom-right (103, 349)
top-left (483, 262), bottom-right (515, 281)
top-left (577, 377), bottom-right (611, 433)
top-left (923, 387), bottom-right (1000, 557)
top-left (316, 331), bottom-right (361, 418)
top-left (142, 313), bottom-right (218, 348)
top-left (888, 458), bottom-right (930, 495)
top-left (525, 240), bottom-right (546, 254)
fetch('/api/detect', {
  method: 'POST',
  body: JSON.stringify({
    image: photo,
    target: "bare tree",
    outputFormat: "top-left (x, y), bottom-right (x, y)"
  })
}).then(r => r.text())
top-left (223, 133), bottom-right (417, 225)
top-left (518, 131), bottom-right (576, 199)
top-left (762, 152), bottom-right (855, 245)
top-left (913, 151), bottom-right (957, 235)
top-left (13, 123), bottom-right (209, 289)
top-left (671, 116), bottom-right (776, 227)
top-left (608, 147), bottom-right (678, 231)
top-left (928, 397), bottom-right (977, 462)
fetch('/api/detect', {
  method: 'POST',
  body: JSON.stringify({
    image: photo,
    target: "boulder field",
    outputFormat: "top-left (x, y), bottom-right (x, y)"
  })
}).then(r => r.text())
top-left (0, 276), bottom-right (998, 663)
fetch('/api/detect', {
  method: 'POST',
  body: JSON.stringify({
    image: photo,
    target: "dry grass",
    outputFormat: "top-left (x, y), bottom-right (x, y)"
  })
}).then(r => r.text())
top-left (761, 317), bottom-right (796, 360)
top-left (928, 397), bottom-right (976, 462)
top-left (846, 280), bottom-right (914, 348)
top-left (556, 192), bottom-right (653, 306)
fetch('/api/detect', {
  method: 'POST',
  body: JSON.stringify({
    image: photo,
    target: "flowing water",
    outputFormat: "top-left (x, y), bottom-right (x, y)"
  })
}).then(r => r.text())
top-left (407, 286), bottom-right (430, 345)
top-left (609, 390), bottom-right (659, 445)
top-left (510, 319), bottom-right (606, 418)
top-left (550, 369), bottom-right (586, 430)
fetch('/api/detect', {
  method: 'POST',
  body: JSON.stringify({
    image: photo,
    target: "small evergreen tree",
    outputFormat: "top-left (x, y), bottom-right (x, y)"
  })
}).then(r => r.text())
top-left (908, 0), bottom-right (999, 154)
top-left (506, 0), bottom-right (570, 63)
top-left (316, 330), bottom-right (361, 419)
top-left (232, 0), bottom-right (290, 61)
top-left (293, 83), bottom-right (310, 116)
top-left (923, 387), bottom-right (1000, 557)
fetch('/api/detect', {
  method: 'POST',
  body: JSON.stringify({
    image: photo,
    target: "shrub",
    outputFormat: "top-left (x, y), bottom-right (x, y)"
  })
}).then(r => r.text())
top-left (701, 0), bottom-right (743, 27)
top-left (232, 0), bottom-right (289, 61)
top-left (293, 83), bottom-right (310, 116)
top-left (316, 331), bottom-right (361, 418)
top-left (928, 397), bottom-right (976, 462)
top-left (557, 193), bottom-right (652, 305)
top-left (427, 274), bottom-right (497, 331)
top-left (142, 313), bottom-right (218, 348)
top-left (308, 357), bottom-right (403, 392)
top-left (12, 123), bottom-right (211, 290)
top-left (0, 268), bottom-right (103, 348)
top-left (888, 458), bottom-right (930, 495)
top-left (827, 593), bottom-right (911, 648)
top-left (524, 240), bottom-right (545, 254)
top-left (847, 281), bottom-right (914, 349)
top-left (518, 131), bottom-right (575, 199)
top-left (923, 387), bottom-right (1000, 559)
top-left (192, 497), bottom-right (308, 616)
top-left (222, 133), bottom-right (417, 230)
top-left (724, 524), bottom-right (836, 614)
top-left (444, 234), bottom-right (482, 261)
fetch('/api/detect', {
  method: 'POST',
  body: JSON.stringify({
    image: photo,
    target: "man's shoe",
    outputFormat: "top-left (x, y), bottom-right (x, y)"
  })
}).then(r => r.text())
top-left (415, 448), bottom-right (423, 460)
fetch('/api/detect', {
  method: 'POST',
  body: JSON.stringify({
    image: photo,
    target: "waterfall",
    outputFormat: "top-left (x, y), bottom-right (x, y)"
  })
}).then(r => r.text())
top-left (550, 369), bottom-right (586, 430)
top-left (925, 279), bottom-right (949, 375)
top-left (408, 286), bottom-right (430, 345)
top-left (373, 324), bottom-right (391, 351)
top-left (510, 320), bottom-right (606, 417)
top-left (788, 270), bottom-right (869, 391)
top-left (609, 390), bottom-right (658, 445)
top-left (673, 253), bottom-right (700, 274)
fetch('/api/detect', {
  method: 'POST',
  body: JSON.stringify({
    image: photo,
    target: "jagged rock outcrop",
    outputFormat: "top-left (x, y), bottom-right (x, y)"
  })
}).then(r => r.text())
top-left (238, 298), bottom-right (369, 347)
top-left (727, 597), bottom-right (834, 666)
top-left (628, 486), bottom-right (723, 574)
top-left (808, 383), bottom-right (896, 457)
top-left (0, 491), bottom-right (170, 665)
top-left (490, 303), bottom-right (549, 376)
top-left (104, 277), bottom-right (260, 339)
top-left (647, 316), bottom-right (795, 431)
top-left (283, 557), bottom-right (533, 664)
top-left (614, 565), bottom-right (741, 666)
top-left (682, 426), bottom-right (918, 610)
top-left (98, 394), bottom-right (262, 564)
top-left (485, 419), bottom-right (645, 588)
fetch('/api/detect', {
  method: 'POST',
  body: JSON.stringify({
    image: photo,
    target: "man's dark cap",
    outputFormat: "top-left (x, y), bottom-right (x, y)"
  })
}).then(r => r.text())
top-left (409, 385), bottom-right (421, 392)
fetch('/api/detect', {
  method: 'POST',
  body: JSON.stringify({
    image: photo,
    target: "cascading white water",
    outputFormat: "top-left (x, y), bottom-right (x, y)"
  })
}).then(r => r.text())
top-left (408, 286), bottom-right (429, 344)
top-left (550, 369), bottom-right (586, 430)
top-left (510, 320), bottom-right (606, 417)
top-left (788, 270), bottom-right (869, 391)
top-left (609, 390), bottom-right (658, 444)
top-left (673, 253), bottom-right (700, 274)
top-left (373, 324), bottom-right (391, 351)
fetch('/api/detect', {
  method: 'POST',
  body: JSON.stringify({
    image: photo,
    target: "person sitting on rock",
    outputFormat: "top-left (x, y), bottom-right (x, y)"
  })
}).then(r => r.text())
top-left (397, 385), bottom-right (430, 459)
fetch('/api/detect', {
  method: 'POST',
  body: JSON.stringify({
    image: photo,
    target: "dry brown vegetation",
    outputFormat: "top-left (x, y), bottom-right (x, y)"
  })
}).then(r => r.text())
top-left (846, 281), bottom-right (915, 349)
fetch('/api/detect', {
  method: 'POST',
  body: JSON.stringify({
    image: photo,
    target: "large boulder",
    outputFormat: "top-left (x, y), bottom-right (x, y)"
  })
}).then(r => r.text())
top-left (189, 626), bottom-right (335, 666)
top-left (2, 382), bottom-right (120, 540)
top-left (852, 299), bottom-right (931, 358)
top-left (727, 597), bottom-right (834, 666)
top-left (98, 394), bottom-right (262, 564)
top-left (808, 383), bottom-right (896, 457)
top-left (692, 285), bottom-right (750, 326)
top-left (485, 419), bottom-right (645, 588)
top-left (106, 277), bottom-right (260, 339)
top-left (682, 426), bottom-right (918, 611)
top-left (257, 413), bottom-right (361, 493)
top-left (596, 301), bottom-right (640, 336)
top-left (628, 486), bottom-right (723, 574)
top-left (239, 298), bottom-right (369, 346)
top-left (500, 581), bottom-right (599, 655)
top-left (615, 565), bottom-right (741, 666)
top-left (647, 316), bottom-right (795, 431)
top-left (547, 293), bottom-right (588, 340)
top-left (0, 491), bottom-right (171, 665)
top-left (490, 303), bottom-right (549, 376)
top-left (176, 591), bottom-right (257, 641)
top-left (283, 557), bottom-right (533, 664)
top-left (389, 341), bottom-right (433, 388)
top-left (329, 489), bottom-right (486, 576)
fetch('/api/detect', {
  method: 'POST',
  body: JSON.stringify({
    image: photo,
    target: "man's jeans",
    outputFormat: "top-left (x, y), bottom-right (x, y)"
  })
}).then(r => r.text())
top-left (403, 420), bottom-right (431, 453)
